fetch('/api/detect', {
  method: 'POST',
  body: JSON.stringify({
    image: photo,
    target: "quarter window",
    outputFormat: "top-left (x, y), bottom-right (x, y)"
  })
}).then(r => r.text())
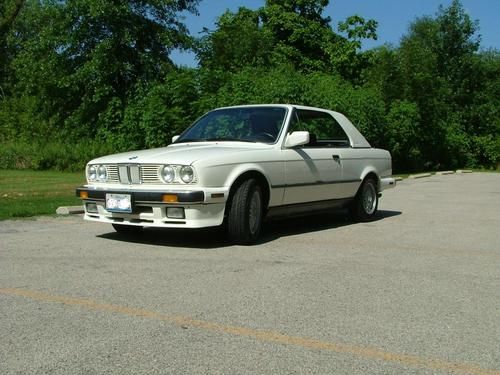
top-left (289, 109), bottom-right (351, 148)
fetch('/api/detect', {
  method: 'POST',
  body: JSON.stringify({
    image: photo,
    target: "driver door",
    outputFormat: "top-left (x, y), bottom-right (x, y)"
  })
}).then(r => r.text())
top-left (282, 109), bottom-right (349, 205)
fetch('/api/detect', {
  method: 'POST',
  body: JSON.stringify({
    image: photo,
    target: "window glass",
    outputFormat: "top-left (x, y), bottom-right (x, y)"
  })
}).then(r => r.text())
top-left (177, 107), bottom-right (287, 144)
top-left (295, 109), bottom-right (351, 147)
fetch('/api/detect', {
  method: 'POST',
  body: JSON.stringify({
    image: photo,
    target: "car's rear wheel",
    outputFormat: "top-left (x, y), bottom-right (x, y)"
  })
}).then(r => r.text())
top-left (227, 179), bottom-right (263, 245)
top-left (112, 224), bottom-right (143, 234)
top-left (349, 177), bottom-right (378, 221)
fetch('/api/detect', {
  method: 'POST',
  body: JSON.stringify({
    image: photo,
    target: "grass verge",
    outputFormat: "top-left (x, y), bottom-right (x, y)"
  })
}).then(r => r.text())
top-left (0, 170), bottom-right (85, 220)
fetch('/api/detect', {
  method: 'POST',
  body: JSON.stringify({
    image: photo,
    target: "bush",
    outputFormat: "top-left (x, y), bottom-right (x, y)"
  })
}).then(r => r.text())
top-left (113, 70), bottom-right (201, 150)
top-left (469, 135), bottom-right (500, 169)
top-left (302, 73), bottom-right (386, 146)
top-left (0, 141), bottom-right (116, 172)
top-left (384, 100), bottom-right (422, 171)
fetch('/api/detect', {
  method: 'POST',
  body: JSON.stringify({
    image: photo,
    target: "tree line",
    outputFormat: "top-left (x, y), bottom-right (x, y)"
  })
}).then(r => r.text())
top-left (0, 0), bottom-right (498, 172)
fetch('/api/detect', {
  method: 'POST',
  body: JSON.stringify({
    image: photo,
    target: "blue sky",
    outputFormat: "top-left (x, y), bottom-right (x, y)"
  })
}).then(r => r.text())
top-left (170, 0), bottom-right (500, 67)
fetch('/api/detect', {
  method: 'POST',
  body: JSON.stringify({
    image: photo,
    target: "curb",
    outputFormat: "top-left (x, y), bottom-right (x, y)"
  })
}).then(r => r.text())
top-left (56, 206), bottom-right (84, 215)
top-left (408, 173), bottom-right (432, 179)
top-left (456, 169), bottom-right (473, 174)
top-left (435, 171), bottom-right (455, 175)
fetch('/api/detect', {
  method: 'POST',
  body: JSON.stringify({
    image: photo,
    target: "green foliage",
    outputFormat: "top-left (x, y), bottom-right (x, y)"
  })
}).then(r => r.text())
top-left (6, 0), bottom-right (199, 141)
top-left (365, 0), bottom-right (499, 170)
top-left (0, 141), bottom-right (115, 172)
top-left (334, 15), bottom-right (378, 81)
top-left (384, 101), bottom-right (422, 171)
top-left (0, 0), bottom-right (24, 37)
top-left (469, 135), bottom-right (500, 168)
top-left (197, 0), bottom-right (377, 78)
top-left (0, 0), bottom-right (25, 95)
top-left (0, 0), bottom-right (498, 174)
top-left (302, 73), bottom-right (385, 144)
top-left (260, 0), bottom-right (334, 72)
top-left (117, 69), bottom-right (201, 149)
top-left (202, 66), bottom-right (385, 146)
top-left (212, 65), bottom-right (306, 106)
top-left (197, 8), bottom-right (274, 72)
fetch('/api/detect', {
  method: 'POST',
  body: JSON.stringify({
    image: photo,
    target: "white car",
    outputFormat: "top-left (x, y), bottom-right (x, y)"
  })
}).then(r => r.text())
top-left (77, 105), bottom-right (395, 244)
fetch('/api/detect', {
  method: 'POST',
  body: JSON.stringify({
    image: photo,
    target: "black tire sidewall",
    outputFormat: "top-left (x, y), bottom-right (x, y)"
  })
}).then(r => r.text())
top-left (227, 179), bottom-right (263, 245)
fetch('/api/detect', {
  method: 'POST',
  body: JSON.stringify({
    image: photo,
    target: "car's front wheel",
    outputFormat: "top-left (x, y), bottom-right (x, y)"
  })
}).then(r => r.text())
top-left (112, 224), bottom-right (143, 234)
top-left (227, 179), bottom-right (263, 245)
top-left (349, 177), bottom-right (378, 222)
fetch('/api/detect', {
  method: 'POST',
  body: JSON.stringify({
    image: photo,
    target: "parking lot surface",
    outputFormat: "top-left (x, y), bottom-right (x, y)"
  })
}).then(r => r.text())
top-left (1, 173), bottom-right (499, 374)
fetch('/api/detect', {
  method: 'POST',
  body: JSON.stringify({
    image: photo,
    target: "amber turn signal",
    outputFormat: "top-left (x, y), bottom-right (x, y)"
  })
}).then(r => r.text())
top-left (79, 191), bottom-right (89, 199)
top-left (162, 194), bottom-right (178, 203)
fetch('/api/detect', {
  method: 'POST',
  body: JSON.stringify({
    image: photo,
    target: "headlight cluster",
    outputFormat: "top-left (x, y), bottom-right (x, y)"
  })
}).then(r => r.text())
top-left (87, 165), bottom-right (107, 182)
top-left (161, 165), bottom-right (196, 184)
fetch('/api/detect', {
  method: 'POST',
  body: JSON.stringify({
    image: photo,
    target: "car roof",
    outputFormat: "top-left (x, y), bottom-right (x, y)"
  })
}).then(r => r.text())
top-left (210, 104), bottom-right (371, 148)
top-left (215, 104), bottom-right (340, 115)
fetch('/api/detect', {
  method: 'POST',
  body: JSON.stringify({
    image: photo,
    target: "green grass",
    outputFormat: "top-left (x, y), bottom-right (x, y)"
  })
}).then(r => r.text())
top-left (0, 170), bottom-right (85, 220)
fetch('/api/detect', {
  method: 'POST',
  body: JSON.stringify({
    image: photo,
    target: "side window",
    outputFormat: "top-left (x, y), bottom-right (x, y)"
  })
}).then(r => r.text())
top-left (296, 110), bottom-right (351, 148)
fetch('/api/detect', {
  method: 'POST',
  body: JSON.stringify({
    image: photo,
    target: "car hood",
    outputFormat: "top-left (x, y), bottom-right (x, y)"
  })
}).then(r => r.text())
top-left (88, 142), bottom-right (269, 165)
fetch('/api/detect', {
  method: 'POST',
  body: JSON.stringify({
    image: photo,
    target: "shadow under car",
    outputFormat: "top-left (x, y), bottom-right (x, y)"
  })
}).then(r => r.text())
top-left (97, 209), bottom-right (402, 249)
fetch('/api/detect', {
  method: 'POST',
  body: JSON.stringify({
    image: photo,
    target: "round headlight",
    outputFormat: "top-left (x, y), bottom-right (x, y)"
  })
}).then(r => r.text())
top-left (162, 165), bottom-right (175, 183)
top-left (180, 166), bottom-right (194, 183)
top-left (88, 165), bottom-right (97, 181)
top-left (97, 165), bottom-right (107, 181)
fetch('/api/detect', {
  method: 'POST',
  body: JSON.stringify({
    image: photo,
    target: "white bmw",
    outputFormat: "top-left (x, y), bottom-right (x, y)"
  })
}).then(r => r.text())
top-left (77, 104), bottom-right (395, 244)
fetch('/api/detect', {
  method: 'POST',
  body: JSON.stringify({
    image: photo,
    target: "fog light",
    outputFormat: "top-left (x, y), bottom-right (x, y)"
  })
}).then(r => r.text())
top-left (167, 207), bottom-right (185, 219)
top-left (86, 203), bottom-right (98, 213)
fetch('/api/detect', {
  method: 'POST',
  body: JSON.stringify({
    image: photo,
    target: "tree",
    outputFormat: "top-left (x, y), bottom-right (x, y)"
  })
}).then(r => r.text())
top-left (0, 0), bottom-right (24, 37)
top-left (366, 0), bottom-right (499, 170)
top-left (384, 101), bottom-right (422, 171)
top-left (198, 0), bottom-right (378, 79)
top-left (1, 0), bottom-right (498, 172)
top-left (197, 8), bottom-right (274, 72)
top-left (118, 68), bottom-right (201, 150)
top-left (333, 14), bottom-right (378, 81)
top-left (364, 45), bottom-right (404, 106)
top-left (0, 0), bottom-right (25, 95)
top-left (9, 0), bottom-right (200, 140)
top-left (260, 0), bottom-right (334, 71)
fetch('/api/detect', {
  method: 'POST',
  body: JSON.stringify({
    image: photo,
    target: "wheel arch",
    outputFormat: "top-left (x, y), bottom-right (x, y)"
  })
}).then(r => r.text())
top-left (359, 168), bottom-right (381, 193)
top-left (226, 170), bottom-right (271, 212)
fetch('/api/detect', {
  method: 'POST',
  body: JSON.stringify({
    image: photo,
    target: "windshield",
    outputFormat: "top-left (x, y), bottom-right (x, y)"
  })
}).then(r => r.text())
top-left (176, 107), bottom-right (287, 144)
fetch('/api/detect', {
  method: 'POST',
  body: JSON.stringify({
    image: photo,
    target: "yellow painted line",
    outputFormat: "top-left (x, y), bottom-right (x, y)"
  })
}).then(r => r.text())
top-left (1, 287), bottom-right (498, 375)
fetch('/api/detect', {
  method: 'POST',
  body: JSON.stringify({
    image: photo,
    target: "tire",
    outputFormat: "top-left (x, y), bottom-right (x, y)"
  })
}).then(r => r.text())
top-left (112, 224), bottom-right (143, 234)
top-left (227, 179), bottom-right (264, 245)
top-left (349, 177), bottom-right (378, 222)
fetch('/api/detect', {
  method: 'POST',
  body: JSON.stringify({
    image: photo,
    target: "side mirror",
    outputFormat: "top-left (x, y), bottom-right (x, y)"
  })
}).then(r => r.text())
top-left (285, 131), bottom-right (310, 148)
top-left (171, 135), bottom-right (180, 143)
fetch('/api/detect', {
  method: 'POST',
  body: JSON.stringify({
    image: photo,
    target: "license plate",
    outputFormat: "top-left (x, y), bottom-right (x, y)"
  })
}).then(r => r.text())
top-left (106, 193), bottom-right (132, 213)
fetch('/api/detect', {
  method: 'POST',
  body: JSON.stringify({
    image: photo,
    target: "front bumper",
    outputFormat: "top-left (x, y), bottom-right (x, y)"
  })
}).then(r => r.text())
top-left (76, 186), bottom-right (228, 228)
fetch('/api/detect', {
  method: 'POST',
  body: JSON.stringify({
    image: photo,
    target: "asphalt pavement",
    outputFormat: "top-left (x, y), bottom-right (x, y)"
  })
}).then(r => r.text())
top-left (0, 172), bottom-right (499, 374)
